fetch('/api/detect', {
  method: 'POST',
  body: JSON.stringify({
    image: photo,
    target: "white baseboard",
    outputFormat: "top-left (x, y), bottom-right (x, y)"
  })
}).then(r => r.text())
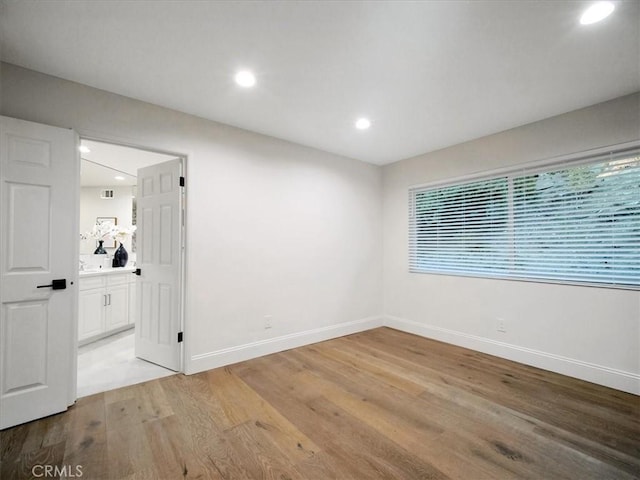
top-left (186, 316), bottom-right (383, 375)
top-left (384, 315), bottom-right (640, 395)
top-left (185, 313), bottom-right (638, 395)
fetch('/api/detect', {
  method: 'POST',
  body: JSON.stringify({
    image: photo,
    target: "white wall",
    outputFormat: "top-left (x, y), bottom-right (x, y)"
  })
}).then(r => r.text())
top-left (79, 186), bottom-right (134, 255)
top-left (0, 63), bottom-right (383, 373)
top-left (382, 93), bottom-right (640, 393)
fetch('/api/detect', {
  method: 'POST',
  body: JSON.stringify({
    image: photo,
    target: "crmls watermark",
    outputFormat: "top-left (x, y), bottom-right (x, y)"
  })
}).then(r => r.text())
top-left (31, 464), bottom-right (83, 478)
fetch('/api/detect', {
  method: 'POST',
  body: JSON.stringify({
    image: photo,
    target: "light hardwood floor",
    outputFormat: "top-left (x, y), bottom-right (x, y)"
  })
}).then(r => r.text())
top-left (1, 327), bottom-right (638, 479)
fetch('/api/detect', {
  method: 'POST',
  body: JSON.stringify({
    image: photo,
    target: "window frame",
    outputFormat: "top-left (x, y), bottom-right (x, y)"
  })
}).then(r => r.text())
top-left (408, 141), bottom-right (640, 291)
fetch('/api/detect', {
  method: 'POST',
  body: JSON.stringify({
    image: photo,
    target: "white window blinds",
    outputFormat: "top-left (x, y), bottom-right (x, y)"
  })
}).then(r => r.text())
top-left (409, 148), bottom-right (640, 289)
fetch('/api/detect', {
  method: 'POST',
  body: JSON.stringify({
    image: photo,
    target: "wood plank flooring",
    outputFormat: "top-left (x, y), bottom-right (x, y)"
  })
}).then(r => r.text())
top-left (2, 327), bottom-right (639, 479)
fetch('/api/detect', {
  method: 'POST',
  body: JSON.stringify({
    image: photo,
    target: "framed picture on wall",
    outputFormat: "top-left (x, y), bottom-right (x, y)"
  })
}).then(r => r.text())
top-left (96, 217), bottom-right (117, 248)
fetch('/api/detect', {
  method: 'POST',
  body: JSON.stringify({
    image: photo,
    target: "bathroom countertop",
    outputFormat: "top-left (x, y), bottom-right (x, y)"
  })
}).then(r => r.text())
top-left (79, 266), bottom-right (135, 278)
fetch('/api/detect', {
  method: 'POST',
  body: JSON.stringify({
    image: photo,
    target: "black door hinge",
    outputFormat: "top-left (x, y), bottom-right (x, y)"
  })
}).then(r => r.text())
top-left (177, 331), bottom-right (183, 343)
top-left (179, 176), bottom-right (185, 187)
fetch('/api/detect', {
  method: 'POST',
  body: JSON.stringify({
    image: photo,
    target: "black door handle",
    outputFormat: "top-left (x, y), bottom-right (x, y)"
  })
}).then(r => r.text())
top-left (132, 268), bottom-right (141, 276)
top-left (37, 279), bottom-right (67, 290)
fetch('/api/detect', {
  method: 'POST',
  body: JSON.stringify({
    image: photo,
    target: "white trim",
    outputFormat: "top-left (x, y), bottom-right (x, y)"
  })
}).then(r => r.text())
top-left (78, 323), bottom-right (134, 347)
top-left (69, 132), bottom-right (80, 406)
top-left (77, 136), bottom-right (189, 376)
top-left (408, 139), bottom-right (640, 191)
top-left (186, 316), bottom-right (383, 374)
top-left (384, 315), bottom-right (640, 395)
top-left (178, 157), bottom-right (186, 373)
top-left (184, 313), bottom-right (638, 395)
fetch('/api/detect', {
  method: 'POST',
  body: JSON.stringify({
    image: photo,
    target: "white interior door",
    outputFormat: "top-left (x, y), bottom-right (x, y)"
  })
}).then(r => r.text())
top-left (135, 158), bottom-right (183, 371)
top-left (0, 116), bottom-right (78, 429)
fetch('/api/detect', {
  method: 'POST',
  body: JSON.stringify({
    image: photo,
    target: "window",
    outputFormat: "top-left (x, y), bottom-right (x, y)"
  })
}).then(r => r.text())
top-left (409, 148), bottom-right (640, 289)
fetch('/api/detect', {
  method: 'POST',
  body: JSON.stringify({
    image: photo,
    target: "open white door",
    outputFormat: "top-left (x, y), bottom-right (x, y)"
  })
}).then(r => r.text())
top-left (0, 116), bottom-right (78, 429)
top-left (135, 158), bottom-right (183, 371)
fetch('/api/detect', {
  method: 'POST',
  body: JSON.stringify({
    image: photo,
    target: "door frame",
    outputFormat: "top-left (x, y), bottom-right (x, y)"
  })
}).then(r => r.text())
top-left (77, 135), bottom-right (188, 376)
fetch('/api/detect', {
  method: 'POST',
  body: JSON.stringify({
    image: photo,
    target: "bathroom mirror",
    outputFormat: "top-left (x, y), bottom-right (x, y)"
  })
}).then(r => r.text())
top-left (79, 139), bottom-right (178, 257)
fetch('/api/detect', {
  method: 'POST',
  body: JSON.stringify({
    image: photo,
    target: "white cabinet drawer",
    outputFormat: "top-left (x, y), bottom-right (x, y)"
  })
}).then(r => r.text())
top-left (107, 273), bottom-right (130, 286)
top-left (79, 276), bottom-right (106, 291)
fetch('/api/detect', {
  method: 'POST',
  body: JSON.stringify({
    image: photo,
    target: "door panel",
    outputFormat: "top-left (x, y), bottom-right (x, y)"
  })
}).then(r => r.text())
top-left (7, 183), bottom-right (50, 271)
top-left (141, 207), bottom-right (153, 263)
top-left (0, 116), bottom-right (78, 429)
top-left (158, 283), bottom-right (172, 345)
top-left (159, 205), bottom-right (173, 264)
top-left (135, 158), bottom-right (182, 371)
top-left (4, 301), bottom-right (48, 392)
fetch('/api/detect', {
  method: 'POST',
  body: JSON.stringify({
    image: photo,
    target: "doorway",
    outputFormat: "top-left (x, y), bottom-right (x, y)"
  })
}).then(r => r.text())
top-left (77, 139), bottom-right (185, 397)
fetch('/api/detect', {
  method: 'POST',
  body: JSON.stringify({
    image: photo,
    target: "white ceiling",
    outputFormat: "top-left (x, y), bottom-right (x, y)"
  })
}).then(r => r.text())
top-left (80, 160), bottom-right (136, 187)
top-left (80, 139), bottom-right (176, 187)
top-left (1, 1), bottom-right (638, 165)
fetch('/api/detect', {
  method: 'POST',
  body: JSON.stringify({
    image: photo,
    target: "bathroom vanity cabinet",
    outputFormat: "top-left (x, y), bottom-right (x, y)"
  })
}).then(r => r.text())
top-left (78, 268), bottom-right (136, 345)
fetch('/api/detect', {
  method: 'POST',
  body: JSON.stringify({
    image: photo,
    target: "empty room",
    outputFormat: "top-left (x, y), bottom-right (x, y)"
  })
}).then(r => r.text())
top-left (0, 1), bottom-right (638, 479)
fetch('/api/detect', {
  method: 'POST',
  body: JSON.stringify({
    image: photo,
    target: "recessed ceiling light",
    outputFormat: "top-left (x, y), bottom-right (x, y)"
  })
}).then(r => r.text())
top-left (355, 118), bottom-right (371, 130)
top-left (114, 176), bottom-right (125, 181)
top-left (235, 70), bottom-right (256, 88)
top-left (79, 145), bottom-right (91, 154)
top-left (580, 1), bottom-right (615, 25)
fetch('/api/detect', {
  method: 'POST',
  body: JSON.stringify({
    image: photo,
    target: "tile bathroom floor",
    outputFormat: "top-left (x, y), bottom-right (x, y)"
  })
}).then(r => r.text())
top-left (77, 328), bottom-right (175, 398)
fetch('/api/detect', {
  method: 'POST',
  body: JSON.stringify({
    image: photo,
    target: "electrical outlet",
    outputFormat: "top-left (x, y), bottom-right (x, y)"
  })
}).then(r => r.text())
top-left (264, 315), bottom-right (273, 329)
top-left (496, 318), bottom-right (506, 333)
